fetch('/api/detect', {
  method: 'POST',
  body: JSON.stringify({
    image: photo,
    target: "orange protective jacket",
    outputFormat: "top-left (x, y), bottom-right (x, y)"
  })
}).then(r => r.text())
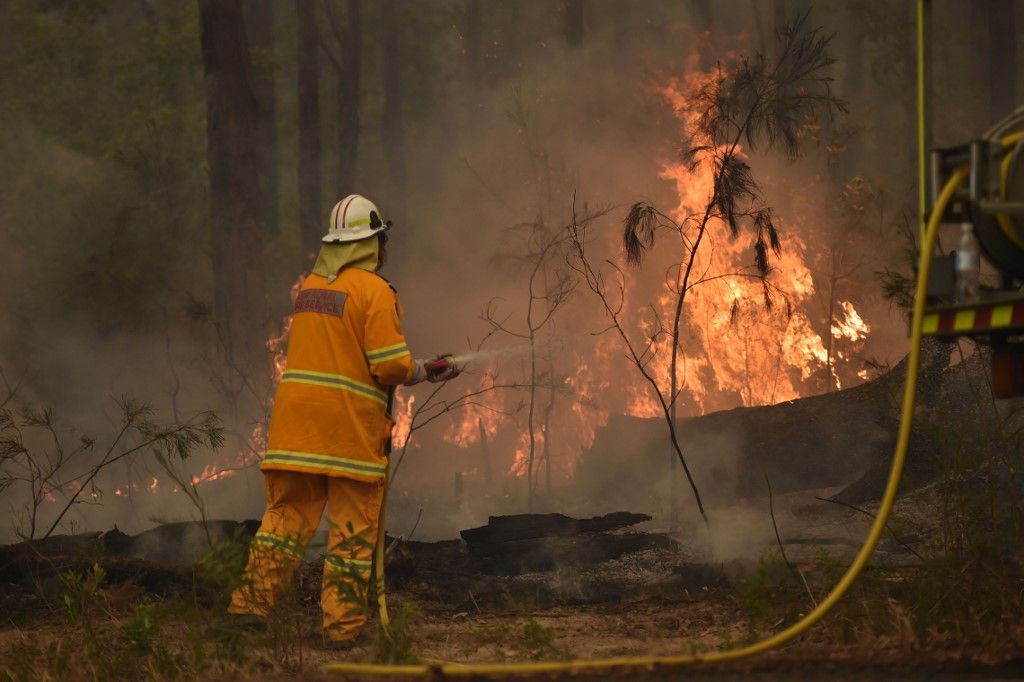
top-left (261, 269), bottom-right (414, 481)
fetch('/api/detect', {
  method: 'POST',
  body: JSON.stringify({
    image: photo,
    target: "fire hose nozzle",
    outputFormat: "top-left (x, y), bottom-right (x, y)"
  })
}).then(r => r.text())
top-left (423, 355), bottom-right (453, 377)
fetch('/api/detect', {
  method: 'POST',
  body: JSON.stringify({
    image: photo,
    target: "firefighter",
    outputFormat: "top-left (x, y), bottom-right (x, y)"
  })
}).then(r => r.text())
top-left (228, 194), bottom-right (461, 646)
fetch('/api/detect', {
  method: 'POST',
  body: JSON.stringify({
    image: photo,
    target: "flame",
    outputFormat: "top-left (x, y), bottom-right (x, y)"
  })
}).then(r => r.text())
top-left (430, 48), bottom-right (874, 482)
top-left (212, 57), bottom-right (873, 496)
top-left (832, 300), bottom-right (870, 342)
top-left (443, 366), bottom-right (506, 448)
top-left (393, 391), bottom-right (415, 449)
top-left (508, 431), bottom-right (534, 477)
top-left (266, 275), bottom-right (303, 384)
top-left (614, 66), bottom-right (872, 414)
top-left (188, 273), bottom-right (304, 488)
top-left (191, 463), bottom-right (239, 486)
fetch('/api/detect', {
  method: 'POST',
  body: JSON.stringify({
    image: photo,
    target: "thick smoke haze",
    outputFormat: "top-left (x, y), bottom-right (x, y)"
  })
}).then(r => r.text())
top-left (1, 1), bottom-right (1009, 556)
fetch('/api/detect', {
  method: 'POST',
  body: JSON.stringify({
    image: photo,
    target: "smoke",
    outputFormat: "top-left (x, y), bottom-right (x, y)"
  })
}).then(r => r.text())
top-left (0, 2), bottom-right (920, 556)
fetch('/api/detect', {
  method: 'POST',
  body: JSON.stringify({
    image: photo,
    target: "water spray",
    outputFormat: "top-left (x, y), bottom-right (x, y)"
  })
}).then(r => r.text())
top-left (422, 344), bottom-right (533, 377)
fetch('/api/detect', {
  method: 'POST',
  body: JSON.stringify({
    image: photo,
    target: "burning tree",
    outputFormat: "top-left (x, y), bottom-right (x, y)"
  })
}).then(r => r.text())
top-left (568, 12), bottom-right (844, 522)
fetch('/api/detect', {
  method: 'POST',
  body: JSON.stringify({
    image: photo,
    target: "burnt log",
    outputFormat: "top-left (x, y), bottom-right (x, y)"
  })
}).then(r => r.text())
top-left (384, 535), bottom-right (720, 608)
top-left (465, 532), bottom-right (675, 575)
top-left (460, 511), bottom-right (651, 544)
top-left (572, 339), bottom-right (990, 508)
top-left (459, 511), bottom-right (661, 576)
top-left (112, 519), bottom-right (259, 565)
top-left (0, 552), bottom-right (195, 596)
top-left (1, 520), bottom-right (258, 565)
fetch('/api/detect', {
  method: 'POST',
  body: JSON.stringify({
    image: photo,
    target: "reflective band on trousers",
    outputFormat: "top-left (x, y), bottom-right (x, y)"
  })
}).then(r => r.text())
top-left (325, 554), bottom-right (373, 572)
top-left (252, 531), bottom-right (306, 559)
top-left (263, 450), bottom-right (388, 478)
top-left (281, 369), bottom-right (387, 406)
top-left (365, 342), bottom-right (410, 364)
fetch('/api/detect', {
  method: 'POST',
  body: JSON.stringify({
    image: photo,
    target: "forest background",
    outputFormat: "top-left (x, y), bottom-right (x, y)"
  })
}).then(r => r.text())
top-left (0, 0), bottom-right (1020, 543)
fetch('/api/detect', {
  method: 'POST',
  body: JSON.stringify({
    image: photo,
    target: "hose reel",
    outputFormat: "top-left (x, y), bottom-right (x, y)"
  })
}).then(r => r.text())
top-left (926, 109), bottom-right (1024, 396)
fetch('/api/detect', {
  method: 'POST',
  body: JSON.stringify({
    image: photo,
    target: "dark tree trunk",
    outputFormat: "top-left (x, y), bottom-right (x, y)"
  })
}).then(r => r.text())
top-left (612, 0), bottom-right (630, 46)
top-left (246, 0), bottom-right (279, 236)
top-left (336, 0), bottom-right (362, 198)
top-left (464, 0), bottom-right (481, 84)
top-left (297, 0), bottom-right (322, 258)
top-left (198, 0), bottom-right (266, 349)
top-left (987, 0), bottom-right (1016, 126)
top-left (563, 0), bottom-right (583, 48)
top-left (772, 0), bottom-right (785, 58)
top-left (972, 1), bottom-right (1016, 130)
top-left (380, 0), bottom-right (406, 220)
top-left (478, 418), bottom-right (492, 484)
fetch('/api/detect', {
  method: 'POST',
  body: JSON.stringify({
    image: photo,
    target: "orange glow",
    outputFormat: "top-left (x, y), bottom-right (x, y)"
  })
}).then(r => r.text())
top-left (832, 300), bottom-right (870, 342)
top-left (611, 65), bottom-right (872, 414)
top-left (188, 273), bottom-right (306, 488)
top-left (443, 365), bottom-right (505, 448)
top-left (393, 391), bottom-right (415, 449)
top-left (191, 463), bottom-right (239, 486)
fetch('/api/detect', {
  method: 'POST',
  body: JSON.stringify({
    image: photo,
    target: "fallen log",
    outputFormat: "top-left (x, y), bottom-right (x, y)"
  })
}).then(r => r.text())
top-left (460, 511), bottom-right (651, 544)
top-left (466, 532), bottom-right (675, 575)
top-left (572, 339), bottom-right (990, 508)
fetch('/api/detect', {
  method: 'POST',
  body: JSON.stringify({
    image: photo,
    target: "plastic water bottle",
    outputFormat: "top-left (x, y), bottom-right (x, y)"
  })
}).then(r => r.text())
top-left (955, 222), bottom-right (980, 303)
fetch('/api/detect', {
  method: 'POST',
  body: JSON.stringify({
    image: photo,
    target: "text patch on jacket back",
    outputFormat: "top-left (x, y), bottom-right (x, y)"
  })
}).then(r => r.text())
top-left (294, 289), bottom-right (348, 318)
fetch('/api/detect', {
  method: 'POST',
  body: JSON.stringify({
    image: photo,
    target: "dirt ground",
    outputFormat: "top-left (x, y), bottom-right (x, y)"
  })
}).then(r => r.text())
top-left (250, 590), bottom-right (1023, 681)
top-left (3, 484), bottom-right (1022, 680)
top-left (3, 566), bottom-right (1023, 681)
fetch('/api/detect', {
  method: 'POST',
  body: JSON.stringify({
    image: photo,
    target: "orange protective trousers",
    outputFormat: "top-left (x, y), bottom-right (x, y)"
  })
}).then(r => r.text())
top-left (228, 470), bottom-right (384, 642)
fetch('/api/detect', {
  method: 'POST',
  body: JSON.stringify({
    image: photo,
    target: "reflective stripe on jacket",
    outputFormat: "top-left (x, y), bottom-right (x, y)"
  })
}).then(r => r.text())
top-left (261, 269), bottom-right (414, 480)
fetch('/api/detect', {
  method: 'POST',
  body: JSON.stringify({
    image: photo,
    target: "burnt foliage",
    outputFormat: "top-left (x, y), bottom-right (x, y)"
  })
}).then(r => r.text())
top-left (623, 10), bottom-right (844, 282)
top-left (701, 11), bottom-right (844, 157)
top-left (622, 203), bottom-right (660, 267)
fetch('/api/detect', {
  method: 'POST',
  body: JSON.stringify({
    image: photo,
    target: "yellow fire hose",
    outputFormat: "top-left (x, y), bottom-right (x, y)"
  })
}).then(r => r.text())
top-left (341, 5), bottom-right (1024, 669)
top-left (327, 161), bottom-right (967, 678)
top-left (342, 124), bottom-right (1024, 682)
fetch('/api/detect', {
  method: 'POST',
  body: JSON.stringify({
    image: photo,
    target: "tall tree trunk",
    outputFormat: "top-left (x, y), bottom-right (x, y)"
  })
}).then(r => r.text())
top-left (986, 0), bottom-right (1016, 126)
top-left (336, 0), bottom-right (362, 197)
top-left (542, 385), bottom-right (555, 494)
top-left (772, 0), bottom-right (785, 59)
top-left (297, 0), bottom-right (322, 258)
top-left (751, 0), bottom-right (768, 56)
top-left (198, 0), bottom-right (266, 351)
top-left (380, 0), bottom-right (406, 220)
top-left (478, 418), bottom-right (492, 484)
top-left (527, 334), bottom-right (537, 512)
top-left (970, 4), bottom-right (988, 132)
top-left (246, 0), bottom-right (279, 236)
top-left (972, 1), bottom-right (1016, 131)
top-left (464, 0), bottom-right (481, 85)
top-left (563, 0), bottom-right (583, 48)
top-left (840, 29), bottom-right (864, 179)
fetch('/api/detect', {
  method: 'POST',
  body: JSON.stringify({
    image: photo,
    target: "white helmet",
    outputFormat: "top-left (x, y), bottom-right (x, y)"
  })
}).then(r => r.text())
top-left (323, 194), bottom-right (392, 243)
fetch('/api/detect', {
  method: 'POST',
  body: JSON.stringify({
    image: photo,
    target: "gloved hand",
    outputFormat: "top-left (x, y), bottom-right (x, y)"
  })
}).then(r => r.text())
top-left (404, 360), bottom-right (428, 386)
top-left (426, 354), bottom-right (463, 382)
